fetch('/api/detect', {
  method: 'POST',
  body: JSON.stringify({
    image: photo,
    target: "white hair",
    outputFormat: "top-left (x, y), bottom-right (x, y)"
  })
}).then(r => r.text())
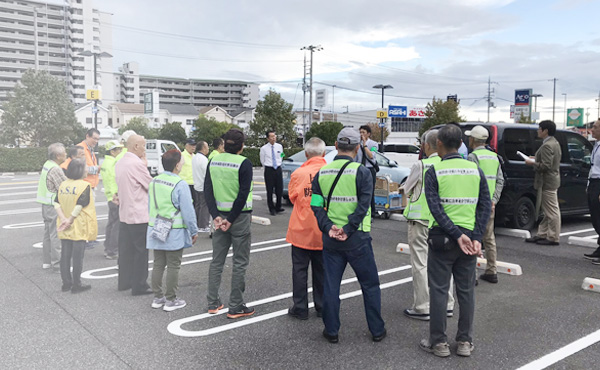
top-left (304, 137), bottom-right (326, 157)
top-left (47, 143), bottom-right (65, 160)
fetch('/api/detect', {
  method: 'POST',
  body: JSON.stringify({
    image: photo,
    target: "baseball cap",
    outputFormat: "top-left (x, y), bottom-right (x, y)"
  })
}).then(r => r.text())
top-left (465, 125), bottom-right (489, 140)
top-left (105, 140), bottom-right (124, 151)
top-left (185, 138), bottom-right (196, 145)
top-left (337, 127), bottom-right (360, 145)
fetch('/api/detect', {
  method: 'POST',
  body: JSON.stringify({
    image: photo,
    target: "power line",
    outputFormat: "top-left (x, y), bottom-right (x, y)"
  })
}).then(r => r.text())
top-left (109, 47), bottom-right (301, 63)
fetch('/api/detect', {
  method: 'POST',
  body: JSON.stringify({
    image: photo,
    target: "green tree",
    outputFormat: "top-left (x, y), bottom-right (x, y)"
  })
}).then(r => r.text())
top-left (516, 112), bottom-right (533, 124)
top-left (159, 121), bottom-right (187, 146)
top-left (190, 115), bottom-right (239, 145)
top-left (367, 122), bottom-right (390, 144)
top-left (0, 69), bottom-right (85, 147)
top-left (305, 121), bottom-right (344, 145)
top-left (249, 89), bottom-right (297, 147)
top-left (118, 116), bottom-right (159, 139)
top-left (418, 98), bottom-right (466, 136)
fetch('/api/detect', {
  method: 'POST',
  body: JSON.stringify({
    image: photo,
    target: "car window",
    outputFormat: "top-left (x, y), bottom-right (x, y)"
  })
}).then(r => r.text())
top-left (375, 152), bottom-right (390, 167)
top-left (286, 150), bottom-right (308, 162)
top-left (161, 143), bottom-right (177, 154)
top-left (146, 142), bottom-right (156, 150)
top-left (565, 133), bottom-right (592, 165)
top-left (502, 128), bottom-right (541, 161)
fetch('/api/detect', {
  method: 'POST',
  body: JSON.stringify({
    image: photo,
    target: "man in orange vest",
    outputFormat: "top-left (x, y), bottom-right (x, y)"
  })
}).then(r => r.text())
top-left (286, 137), bottom-right (327, 320)
top-left (77, 128), bottom-right (100, 189)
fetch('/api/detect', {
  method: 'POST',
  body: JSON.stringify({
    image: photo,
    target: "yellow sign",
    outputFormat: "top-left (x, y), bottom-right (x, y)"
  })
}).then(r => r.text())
top-left (86, 89), bottom-right (101, 100)
top-left (376, 110), bottom-right (388, 119)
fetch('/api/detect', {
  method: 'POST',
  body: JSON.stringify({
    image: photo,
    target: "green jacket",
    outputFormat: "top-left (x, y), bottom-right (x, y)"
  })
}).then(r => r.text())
top-left (101, 155), bottom-right (118, 202)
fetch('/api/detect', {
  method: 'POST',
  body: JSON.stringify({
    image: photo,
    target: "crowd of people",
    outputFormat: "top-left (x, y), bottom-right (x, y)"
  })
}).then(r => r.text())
top-left (34, 119), bottom-right (600, 357)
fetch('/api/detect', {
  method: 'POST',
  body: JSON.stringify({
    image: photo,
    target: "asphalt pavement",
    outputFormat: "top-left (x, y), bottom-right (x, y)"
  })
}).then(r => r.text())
top-left (1, 171), bottom-right (600, 369)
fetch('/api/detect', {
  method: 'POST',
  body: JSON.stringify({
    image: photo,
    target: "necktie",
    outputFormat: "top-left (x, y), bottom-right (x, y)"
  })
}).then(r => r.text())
top-left (272, 145), bottom-right (278, 170)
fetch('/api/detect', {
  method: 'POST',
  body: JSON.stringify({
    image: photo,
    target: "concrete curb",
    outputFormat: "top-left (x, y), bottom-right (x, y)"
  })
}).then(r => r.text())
top-left (390, 214), bottom-right (406, 222)
top-left (27, 172), bottom-right (40, 175)
top-left (1, 172), bottom-right (15, 176)
top-left (568, 236), bottom-right (599, 249)
top-left (251, 216), bottom-right (271, 226)
top-left (496, 227), bottom-right (531, 239)
top-left (582, 277), bottom-right (600, 293)
top-left (396, 242), bottom-right (523, 275)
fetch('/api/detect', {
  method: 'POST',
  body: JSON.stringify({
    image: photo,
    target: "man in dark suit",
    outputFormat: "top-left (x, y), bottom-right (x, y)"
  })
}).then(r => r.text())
top-left (525, 120), bottom-right (562, 246)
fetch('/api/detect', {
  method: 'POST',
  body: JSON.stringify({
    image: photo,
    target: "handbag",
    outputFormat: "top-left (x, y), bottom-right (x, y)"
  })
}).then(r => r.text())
top-left (149, 181), bottom-right (180, 242)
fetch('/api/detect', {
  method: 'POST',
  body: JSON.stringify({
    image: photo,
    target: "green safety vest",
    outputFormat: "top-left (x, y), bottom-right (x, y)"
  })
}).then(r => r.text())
top-left (313, 160), bottom-right (371, 232)
top-left (36, 160), bottom-right (59, 205)
top-left (429, 158), bottom-right (480, 231)
top-left (101, 155), bottom-right (118, 202)
top-left (148, 173), bottom-right (185, 228)
top-left (180, 150), bottom-right (194, 185)
top-left (208, 150), bottom-right (220, 161)
top-left (115, 148), bottom-right (127, 162)
top-left (209, 153), bottom-right (253, 212)
top-left (472, 148), bottom-right (499, 200)
top-left (404, 156), bottom-right (441, 222)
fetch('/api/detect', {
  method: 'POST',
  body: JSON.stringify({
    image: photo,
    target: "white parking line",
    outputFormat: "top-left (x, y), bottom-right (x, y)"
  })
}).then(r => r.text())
top-left (560, 228), bottom-right (596, 236)
top-left (0, 202), bottom-right (107, 217)
top-left (0, 191), bottom-right (36, 197)
top-left (167, 265), bottom-right (412, 337)
top-left (516, 328), bottom-right (600, 370)
top-left (3, 215), bottom-right (108, 229)
top-left (0, 185), bottom-right (37, 192)
top-left (81, 238), bottom-right (290, 280)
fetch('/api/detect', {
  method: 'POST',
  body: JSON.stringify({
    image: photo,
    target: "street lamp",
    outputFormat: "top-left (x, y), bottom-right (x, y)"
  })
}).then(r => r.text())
top-left (373, 84), bottom-right (393, 152)
top-left (531, 93), bottom-right (543, 113)
top-left (561, 93), bottom-right (567, 128)
top-left (79, 50), bottom-right (113, 130)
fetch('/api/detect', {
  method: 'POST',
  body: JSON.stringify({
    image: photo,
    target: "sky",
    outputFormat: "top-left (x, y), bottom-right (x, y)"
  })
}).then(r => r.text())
top-left (67, 0), bottom-right (600, 125)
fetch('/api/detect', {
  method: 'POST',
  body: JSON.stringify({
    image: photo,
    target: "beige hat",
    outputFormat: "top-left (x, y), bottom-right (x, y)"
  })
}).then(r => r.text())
top-left (465, 125), bottom-right (489, 140)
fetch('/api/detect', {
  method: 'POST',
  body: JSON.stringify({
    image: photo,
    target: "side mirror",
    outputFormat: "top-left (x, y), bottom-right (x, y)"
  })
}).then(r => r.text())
top-left (389, 160), bottom-right (398, 167)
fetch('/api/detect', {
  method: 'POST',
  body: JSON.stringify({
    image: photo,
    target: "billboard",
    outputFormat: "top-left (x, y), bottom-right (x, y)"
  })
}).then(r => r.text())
top-left (515, 89), bottom-right (532, 106)
top-left (388, 105), bottom-right (407, 117)
top-left (567, 108), bottom-right (585, 127)
top-left (315, 89), bottom-right (327, 107)
top-left (144, 93), bottom-right (153, 114)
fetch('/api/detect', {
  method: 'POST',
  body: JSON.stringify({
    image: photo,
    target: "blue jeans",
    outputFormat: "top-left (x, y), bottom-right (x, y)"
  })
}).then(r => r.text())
top-left (322, 241), bottom-right (385, 336)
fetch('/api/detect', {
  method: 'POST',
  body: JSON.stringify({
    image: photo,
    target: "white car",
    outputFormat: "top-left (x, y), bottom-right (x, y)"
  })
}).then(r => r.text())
top-left (146, 139), bottom-right (180, 176)
top-left (382, 143), bottom-right (420, 168)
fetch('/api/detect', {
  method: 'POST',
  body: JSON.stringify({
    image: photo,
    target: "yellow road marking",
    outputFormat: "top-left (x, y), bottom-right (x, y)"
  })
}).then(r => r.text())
top-left (254, 181), bottom-right (265, 185)
top-left (0, 181), bottom-right (38, 186)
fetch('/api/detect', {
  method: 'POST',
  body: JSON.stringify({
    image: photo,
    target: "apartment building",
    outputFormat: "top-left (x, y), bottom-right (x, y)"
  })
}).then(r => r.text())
top-left (0, 0), bottom-right (113, 104)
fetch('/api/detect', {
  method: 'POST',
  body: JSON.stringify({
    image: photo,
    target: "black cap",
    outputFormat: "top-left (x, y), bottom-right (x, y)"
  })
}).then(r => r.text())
top-left (185, 138), bottom-right (196, 145)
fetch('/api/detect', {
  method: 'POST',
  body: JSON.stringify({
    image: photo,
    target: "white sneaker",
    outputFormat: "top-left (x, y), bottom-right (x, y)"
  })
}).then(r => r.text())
top-left (456, 341), bottom-right (474, 357)
top-left (151, 297), bottom-right (166, 309)
top-left (198, 228), bottom-right (211, 233)
top-left (163, 298), bottom-right (187, 312)
top-left (42, 264), bottom-right (51, 269)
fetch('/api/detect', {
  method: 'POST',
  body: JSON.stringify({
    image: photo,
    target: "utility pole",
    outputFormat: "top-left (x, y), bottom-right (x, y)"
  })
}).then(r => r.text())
top-left (596, 90), bottom-right (600, 119)
top-left (550, 78), bottom-right (557, 122)
top-left (79, 50), bottom-right (112, 130)
top-left (332, 85), bottom-right (336, 122)
top-left (301, 45), bottom-right (323, 132)
top-left (486, 76), bottom-right (496, 123)
top-left (301, 52), bottom-right (308, 145)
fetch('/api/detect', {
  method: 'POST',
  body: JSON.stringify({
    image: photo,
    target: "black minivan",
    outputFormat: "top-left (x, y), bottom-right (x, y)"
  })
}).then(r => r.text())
top-left (433, 122), bottom-right (593, 230)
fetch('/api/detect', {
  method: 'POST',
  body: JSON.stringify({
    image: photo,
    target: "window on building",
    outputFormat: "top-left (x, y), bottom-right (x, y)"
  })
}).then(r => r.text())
top-left (85, 117), bottom-right (92, 123)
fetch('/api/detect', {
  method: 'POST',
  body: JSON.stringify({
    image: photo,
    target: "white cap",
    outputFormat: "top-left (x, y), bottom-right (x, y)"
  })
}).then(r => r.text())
top-left (465, 125), bottom-right (489, 140)
top-left (121, 130), bottom-right (137, 143)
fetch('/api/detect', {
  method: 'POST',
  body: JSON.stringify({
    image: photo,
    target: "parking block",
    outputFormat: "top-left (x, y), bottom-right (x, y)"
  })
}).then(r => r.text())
top-left (495, 227), bottom-right (531, 239)
top-left (251, 216), bottom-right (271, 226)
top-left (390, 214), bottom-right (407, 222)
top-left (396, 242), bottom-right (410, 254)
top-left (568, 236), bottom-right (599, 249)
top-left (582, 278), bottom-right (600, 293)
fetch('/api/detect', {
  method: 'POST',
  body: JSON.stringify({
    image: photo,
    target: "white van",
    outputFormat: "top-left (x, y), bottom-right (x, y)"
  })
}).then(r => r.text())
top-left (146, 139), bottom-right (180, 176)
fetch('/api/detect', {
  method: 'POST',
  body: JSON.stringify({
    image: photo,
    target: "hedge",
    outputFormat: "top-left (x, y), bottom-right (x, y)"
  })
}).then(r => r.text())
top-left (240, 147), bottom-right (304, 167)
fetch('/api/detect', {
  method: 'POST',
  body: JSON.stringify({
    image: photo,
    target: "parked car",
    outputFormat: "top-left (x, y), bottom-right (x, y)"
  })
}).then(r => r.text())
top-left (146, 139), bottom-right (180, 176)
top-left (383, 143), bottom-right (420, 168)
top-left (281, 146), bottom-right (411, 200)
top-left (432, 122), bottom-right (593, 230)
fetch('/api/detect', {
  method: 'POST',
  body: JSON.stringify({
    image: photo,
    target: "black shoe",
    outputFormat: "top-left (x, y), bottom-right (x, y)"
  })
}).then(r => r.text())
top-left (131, 288), bottom-right (153, 296)
top-left (372, 329), bottom-right (387, 342)
top-left (536, 239), bottom-right (559, 246)
top-left (269, 210), bottom-right (276, 216)
top-left (227, 304), bottom-right (255, 319)
top-left (61, 284), bottom-right (72, 292)
top-left (403, 308), bottom-right (430, 321)
top-left (584, 249), bottom-right (600, 260)
top-left (525, 235), bottom-right (543, 243)
top-left (287, 307), bottom-right (308, 320)
top-left (592, 258), bottom-right (600, 265)
top-left (276, 208), bottom-right (285, 213)
top-left (322, 329), bottom-right (339, 344)
top-left (71, 284), bottom-right (91, 293)
top-left (480, 273), bottom-right (498, 284)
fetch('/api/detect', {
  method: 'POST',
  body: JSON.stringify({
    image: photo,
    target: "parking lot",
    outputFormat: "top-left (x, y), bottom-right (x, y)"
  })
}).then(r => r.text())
top-left (2, 170), bottom-right (600, 369)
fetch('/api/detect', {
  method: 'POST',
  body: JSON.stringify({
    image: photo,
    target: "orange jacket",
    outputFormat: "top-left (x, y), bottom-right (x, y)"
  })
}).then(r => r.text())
top-left (78, 140), bottom-right (99, 188)
top-left (60, 158), bottom-right (71, 171)
top-left (285, 156), bottom-right (327, 250)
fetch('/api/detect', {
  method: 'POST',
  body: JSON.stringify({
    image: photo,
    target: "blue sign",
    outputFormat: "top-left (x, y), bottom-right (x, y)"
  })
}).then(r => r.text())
top-left (91, 106), bottom-right (98, 114)
top-left (515, 89), bottom-right (531, 106)
top-left (378, 122), bottom-right (385, 128)
top-left (388, 105), bottom-right (407, 117)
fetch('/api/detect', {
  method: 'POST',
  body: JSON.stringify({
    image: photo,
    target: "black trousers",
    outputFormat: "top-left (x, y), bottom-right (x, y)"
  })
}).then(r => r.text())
top-left (118, 222), bottom-right (150, 293)
top-left (588, 180), bottom-right (600, 247)
top-left (367, 166), bottom-right (377, 216)
top-left (291, 245), bottom-right (324, 317)
top-left (189, 185), bottom-right (199, 223)
top-left (60, 239), bottom-right (85, 287)
top-left (265, 166), bottom-right (283, 212)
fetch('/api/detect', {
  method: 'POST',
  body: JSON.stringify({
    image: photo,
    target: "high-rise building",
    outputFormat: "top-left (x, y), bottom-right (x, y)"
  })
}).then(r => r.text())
top-left (0, 0), bottom-right (113, 104)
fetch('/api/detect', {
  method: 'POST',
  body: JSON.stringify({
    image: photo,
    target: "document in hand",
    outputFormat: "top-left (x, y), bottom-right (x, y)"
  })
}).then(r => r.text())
top-left (517, 151), bottom-right (534, 162)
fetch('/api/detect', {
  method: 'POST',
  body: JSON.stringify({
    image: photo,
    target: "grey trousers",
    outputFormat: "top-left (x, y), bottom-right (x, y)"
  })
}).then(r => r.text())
top-left (42, 204), bottom-right (61, 268)
top-left (196, 191), bottom-right (211, 229)
top-left (536, 189), bottom-right (561, 243)
top-left (428, 245), bottom-right (477, 345)
top-left (151, 248), bottom-right (184, 301)
top-left (207, 213), bottom-right (251, 310)
top-left (104, 201), bottom-right (120, 257)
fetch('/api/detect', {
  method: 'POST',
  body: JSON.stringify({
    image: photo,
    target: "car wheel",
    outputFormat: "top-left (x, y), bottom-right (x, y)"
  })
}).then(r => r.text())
top-left (511, 196), bottom-right (536, 230)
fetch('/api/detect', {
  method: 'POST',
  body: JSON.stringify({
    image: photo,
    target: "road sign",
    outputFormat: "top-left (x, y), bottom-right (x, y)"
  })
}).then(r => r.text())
top-left (567, 108), bottom-right (585, 127)
top-left (376, 110), bottom-right (388, 119)
top-left (514, 106), bottom-right (531, 123)
top-left (86, 89), bottom-right (101, 100)
top-left (315, 89), bottom-right (327, 107)
top-left (379, 121), bottom-right (385, 128)
top-left (388, 105), bottom-right (407, 117)
top-left (447, 94), bottom-right (458, 103)
top-left (515, 89), bottom-right (531, 106)
top-left (91, 106), bottom-right (98, 114)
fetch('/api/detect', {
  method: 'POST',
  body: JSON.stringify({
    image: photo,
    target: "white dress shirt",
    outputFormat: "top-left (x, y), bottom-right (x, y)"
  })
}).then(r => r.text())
top-left (260, 142), bottom-right (284, 168)
top-left (192, 153), bottom-right (209, 192)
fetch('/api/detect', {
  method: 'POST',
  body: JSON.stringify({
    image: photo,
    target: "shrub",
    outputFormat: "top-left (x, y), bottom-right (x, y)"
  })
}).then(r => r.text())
top-left (239, 147), bottom-right (303, 167)
top-left (0, 147), bottom-right (47, 172)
